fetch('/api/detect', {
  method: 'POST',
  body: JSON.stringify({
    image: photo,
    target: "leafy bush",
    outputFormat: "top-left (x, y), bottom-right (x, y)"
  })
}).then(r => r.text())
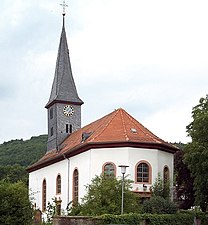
top-left (179, 210), bottom-right (208, 225)
top-left (151, 174), bottom-right (170, 199)
top-left (145, 213), bottom-right (193, 225)
top-left (97, 213), bottom-right (195, 225)
top-left (142, 196), bottom-right (177, 214)
top-left (0, 181), bottom-right (33, 225)
top-left (68, 175), bottom-right (141, 216)
top-left (97, 213), bottom-right (145, 225)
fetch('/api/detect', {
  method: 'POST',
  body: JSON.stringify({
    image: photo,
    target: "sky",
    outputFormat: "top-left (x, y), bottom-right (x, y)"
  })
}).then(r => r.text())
top-left (0, 0), bottom-right (208, 144)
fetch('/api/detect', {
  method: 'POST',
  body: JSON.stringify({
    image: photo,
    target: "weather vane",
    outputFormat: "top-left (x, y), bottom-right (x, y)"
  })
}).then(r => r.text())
top-left (60, 0), bottom-right (68, 16)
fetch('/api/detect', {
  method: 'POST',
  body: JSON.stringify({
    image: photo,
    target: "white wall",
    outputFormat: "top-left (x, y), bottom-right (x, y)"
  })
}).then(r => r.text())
top-left (68, 150), bottom-right (91, 202)
top-left (29, 159), bottom-right (69, 212)
top-left (29, 146), bottom-right (174, 214)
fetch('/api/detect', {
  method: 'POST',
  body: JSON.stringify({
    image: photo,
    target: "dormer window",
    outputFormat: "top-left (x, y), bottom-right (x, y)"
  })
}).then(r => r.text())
top-left (131, 128), bottom-right (137, 133)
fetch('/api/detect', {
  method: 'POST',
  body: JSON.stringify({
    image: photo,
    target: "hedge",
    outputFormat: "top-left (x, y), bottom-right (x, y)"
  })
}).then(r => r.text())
top-left (96, 211), bottom-right (208, 225)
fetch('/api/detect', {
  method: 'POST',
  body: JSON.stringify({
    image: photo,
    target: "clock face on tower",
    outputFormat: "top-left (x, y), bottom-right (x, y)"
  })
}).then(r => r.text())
top-left (63, 105), bottom-right (74, 116)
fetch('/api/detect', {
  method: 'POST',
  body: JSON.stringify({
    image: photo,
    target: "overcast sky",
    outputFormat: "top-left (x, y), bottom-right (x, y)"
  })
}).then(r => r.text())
top-left (0, 0), bottom-right (207, 144)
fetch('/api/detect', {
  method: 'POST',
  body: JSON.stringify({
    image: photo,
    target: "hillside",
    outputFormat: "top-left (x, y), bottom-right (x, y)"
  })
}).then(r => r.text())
top-left (0, 135), bottom-right (47, 167)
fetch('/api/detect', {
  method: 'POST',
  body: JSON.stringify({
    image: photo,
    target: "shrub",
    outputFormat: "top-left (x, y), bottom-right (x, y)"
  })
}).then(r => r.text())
top-left (68, 175), bottom-right (141, 216)
top-left (142, 196), bottom-right (177, 214)
top-left (0, 181), bottom-right (33, 225)
top-left (97, 213), bottom-right (195, 225)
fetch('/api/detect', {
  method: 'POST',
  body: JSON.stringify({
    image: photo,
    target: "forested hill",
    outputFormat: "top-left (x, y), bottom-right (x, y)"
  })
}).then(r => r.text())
top-left (0, 136), bottom-right (184, 168)
top-left (0, 135), bottom-right (47, 167)
top-left (0, 136), bottom-right (183, 184)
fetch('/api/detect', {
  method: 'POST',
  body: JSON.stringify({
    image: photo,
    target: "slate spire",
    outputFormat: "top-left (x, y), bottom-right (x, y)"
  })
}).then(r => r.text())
top-left (45, 15), bottom-right (83, 109)
top-left (45, 14), bottom-right (83, 152)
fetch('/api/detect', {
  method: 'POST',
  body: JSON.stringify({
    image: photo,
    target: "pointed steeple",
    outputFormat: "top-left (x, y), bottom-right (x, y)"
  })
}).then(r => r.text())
top-left (45, 15), bottom-right (83, 109)
top-left (46, 14), bottom-right (83, 152)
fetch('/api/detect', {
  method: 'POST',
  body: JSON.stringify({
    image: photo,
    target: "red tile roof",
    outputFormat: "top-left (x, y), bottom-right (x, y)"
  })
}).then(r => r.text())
top-left (27, 108), bottom-right (178, 172)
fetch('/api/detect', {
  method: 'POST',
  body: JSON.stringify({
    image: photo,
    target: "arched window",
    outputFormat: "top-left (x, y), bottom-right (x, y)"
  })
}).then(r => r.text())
top-left (163, 166), bottom-right (169, 184)
top-left (42, 179), bottom-right (47, 212)
top-left (56, 174), bottom-right (61, 194)
top-left (136, 161), bottom-right (152, 183)
top-left (103, 162), bottom-right (116, 177)
top-left (73, 169), bottom-right (79, 203)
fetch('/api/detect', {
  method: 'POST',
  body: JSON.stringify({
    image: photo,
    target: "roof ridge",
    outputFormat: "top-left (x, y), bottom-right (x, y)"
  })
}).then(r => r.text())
top-left (90, 109), bottom-right (119, 141)
top-left (123, 110), bottom-right (163, 143)
top-left (120, 109), bottom-right (129, 141)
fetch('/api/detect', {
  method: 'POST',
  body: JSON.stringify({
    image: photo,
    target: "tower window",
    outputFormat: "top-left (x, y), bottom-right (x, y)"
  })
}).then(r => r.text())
top-left (66, 124), bottom-right (72, 133)
top-left (51, 127), bottom-right (54, 136)
top-left (70, 124), bottom-right (72, 133)
top-left (50, 108), bottom-right (53, 119)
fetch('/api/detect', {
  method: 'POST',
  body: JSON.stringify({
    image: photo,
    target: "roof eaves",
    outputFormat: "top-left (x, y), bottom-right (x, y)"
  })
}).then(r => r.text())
top-left (28, 140), bottom-right (177, 172)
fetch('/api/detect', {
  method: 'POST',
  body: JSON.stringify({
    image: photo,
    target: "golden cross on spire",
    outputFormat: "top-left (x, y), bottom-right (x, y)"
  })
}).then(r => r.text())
top-left (60, 0), bottom-right (68, 16)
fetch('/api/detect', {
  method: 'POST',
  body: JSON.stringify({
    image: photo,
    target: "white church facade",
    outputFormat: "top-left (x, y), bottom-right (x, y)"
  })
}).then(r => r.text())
top-left (27, 13), bottom-right (177, 214)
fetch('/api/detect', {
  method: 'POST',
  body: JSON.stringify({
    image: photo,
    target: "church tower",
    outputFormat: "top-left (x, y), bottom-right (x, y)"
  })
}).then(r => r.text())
top-left (45, 14), bottom-right (83, 152)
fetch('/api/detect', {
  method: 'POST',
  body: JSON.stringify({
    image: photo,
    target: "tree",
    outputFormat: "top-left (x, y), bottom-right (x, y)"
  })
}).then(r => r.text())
top-left (184, 95), bottom-right (208, 211)
top-left (0, 164), bottom-right (28, 184)
top-left (151, 174), bottom-right (170, 199)
top-left (174, 148), bottom-right (195, 209)
top-left (142, 196), bottom-right (177, 214)
top-left (142, 174), bottom-right (177, 214)
top-left (68, 175), bottom-right (140, 216)
top-left (0, 180), bottom-right (33, 225)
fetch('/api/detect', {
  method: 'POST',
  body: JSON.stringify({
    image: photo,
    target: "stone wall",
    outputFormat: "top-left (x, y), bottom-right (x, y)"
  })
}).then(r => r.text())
top-left (53, 216), bottom-right (99, 225)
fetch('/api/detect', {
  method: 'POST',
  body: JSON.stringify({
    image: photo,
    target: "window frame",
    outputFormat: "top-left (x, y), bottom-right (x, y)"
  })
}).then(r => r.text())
top-left (42, 179), bottom-right (47, 212)
top-left (163, 165), bottom-right (170, 184)
top-left (135, 160), bottom-right (152, 184)
top-left (102, 162), bottom-right (116, 177)
top-left (56, 174), bottom-right (61, 195)
top-left (73, 168), bottom-right (79, 203)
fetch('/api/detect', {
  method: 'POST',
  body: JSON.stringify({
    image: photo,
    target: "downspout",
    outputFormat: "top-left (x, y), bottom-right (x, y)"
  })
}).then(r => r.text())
top-left (63, 154), bottom-right (70, 205)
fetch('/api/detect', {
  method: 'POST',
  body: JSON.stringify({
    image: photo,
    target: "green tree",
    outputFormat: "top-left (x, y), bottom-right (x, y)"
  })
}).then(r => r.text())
top-left (0, 164), bottom-right (28, 184)
top-left (143, 175), bottom-right (177, 214)
top-left (174, 148), bottom-right (195, 209)
top-left (142, 196), bottom-right (177, 214)
top-left (151, 174), bottom-right (170, 199)
top-left (0, 180), bottom-right (33, 225)
top-left (68, 175), bottom-right (140, 216)
top-left (184, 95), bottom-right (208, 211)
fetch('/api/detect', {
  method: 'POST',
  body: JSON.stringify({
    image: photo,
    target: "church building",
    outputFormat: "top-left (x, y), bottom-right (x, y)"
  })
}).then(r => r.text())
top-left (27, 13), bottom-right (178, 214)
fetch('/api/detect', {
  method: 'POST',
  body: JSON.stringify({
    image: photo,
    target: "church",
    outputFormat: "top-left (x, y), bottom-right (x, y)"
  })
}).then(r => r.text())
top-left (27, 13), bottom-right (178, 214)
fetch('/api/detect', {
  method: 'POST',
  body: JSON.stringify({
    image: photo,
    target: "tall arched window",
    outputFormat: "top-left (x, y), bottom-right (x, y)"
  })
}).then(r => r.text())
top-left (56, 174), bottom-right (61, 194)
top-left (136, 161), bottom-right (152, 183)
top-left (103, 162), bottom-right (116, 177)
top-left (73, 169), bottom-right (79, 203)
top-left (42, 179), bottom-right (46, 212)
top-left (163, 166), bottom-right (169, 184)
